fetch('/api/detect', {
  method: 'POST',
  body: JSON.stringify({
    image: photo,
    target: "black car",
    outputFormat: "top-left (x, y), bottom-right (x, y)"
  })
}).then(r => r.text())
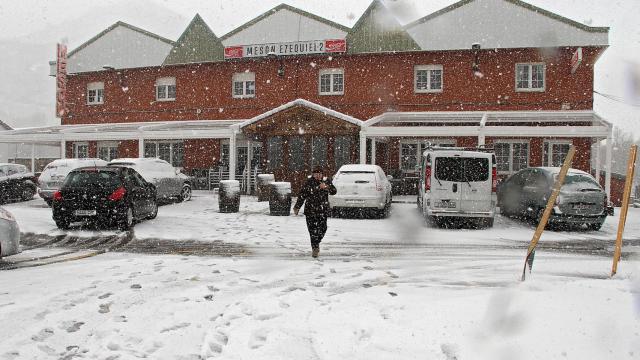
top-left (498, 167), bottom-right (610, 230)
top-left (52, 166), bottom-right (157, 230)
top-left (0, 163), bottom-right (37, 204)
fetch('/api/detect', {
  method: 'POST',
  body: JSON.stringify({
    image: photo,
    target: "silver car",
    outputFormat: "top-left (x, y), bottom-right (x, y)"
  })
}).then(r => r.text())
top-left (39, 158), bottom-right (108, 206)
top-left (0, 207), bottom-right (20, 260)
top-left (108, 158), bottom-right (192, 202)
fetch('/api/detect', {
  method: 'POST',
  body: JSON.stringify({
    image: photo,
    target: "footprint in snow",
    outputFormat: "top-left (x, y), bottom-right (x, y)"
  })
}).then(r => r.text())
top-left (248, 328), bottom-right (269, 349)
top-left (34, 310), bottom-right (51, 320)
top-left (98, 292), bottom-right (113, 299)
top-left (37, 345), bottom-right (56, 356)
top-left (99, 303), bottom-right (111, 313)
top-left (441, 343), bottom-right (460, 360)
top-left (31, 328), bottom-right (54, 342)
top-left (60, 321), bottom-right (85, 333)
top-left (160, 322), bottom-right (190, 333)
top-left (2, 351), bottom-right (20, 360)
top-left (201, 329), bottom-right (228, 357)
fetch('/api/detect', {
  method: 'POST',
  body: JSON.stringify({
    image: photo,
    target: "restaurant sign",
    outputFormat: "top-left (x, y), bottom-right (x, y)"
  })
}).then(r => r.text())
top-left (224, 39), bottom-right (346, 59)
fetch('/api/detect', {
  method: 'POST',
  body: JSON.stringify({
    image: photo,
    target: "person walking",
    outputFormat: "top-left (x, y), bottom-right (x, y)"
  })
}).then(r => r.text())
top-left (293, 166), bottom-right (337, 258)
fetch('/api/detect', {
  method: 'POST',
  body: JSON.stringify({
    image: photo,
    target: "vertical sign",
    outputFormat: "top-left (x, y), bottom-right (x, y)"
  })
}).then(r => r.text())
top-left (56, 43), bottom-right (68, 118)
top-left (611, 145), bottom-right (638, 276)
top-left (570, 47), bottom-right (582, 74)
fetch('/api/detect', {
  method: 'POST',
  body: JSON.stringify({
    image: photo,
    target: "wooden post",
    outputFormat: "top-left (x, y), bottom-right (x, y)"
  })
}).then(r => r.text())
top-left (522, 145), bottom-right (575, 281)
top-left (611, 145), bottom-right (638, 277)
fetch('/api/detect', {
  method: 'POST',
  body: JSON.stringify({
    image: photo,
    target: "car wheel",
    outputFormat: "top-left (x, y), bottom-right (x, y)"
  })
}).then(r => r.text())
top-left (147, 201), bottom-right (158, 220)
top-left (180, 185), bottom-right (192, 202)
top-left (55, 219), bottom-right (70, 230)
top-left (119, 206), bottom-right (134, 231)
top-left (21, 186), bottom-right (35, 201)
top-left (45, 199), bottom-right (53, 207)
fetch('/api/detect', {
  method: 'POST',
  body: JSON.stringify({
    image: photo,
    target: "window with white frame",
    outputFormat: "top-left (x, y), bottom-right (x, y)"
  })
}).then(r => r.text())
top-left (414, 65), bottom-right (443, 93)
top-left (232, 72), bottom-right (255, 98)
top-left (543, 140), bottom-right (571, 167)
top-left (87, 82), bottom-right (104, 105)
top-left (143, 141), bottom-right (184, 167)
top-left (400, 139), bottom-right (456, 172)
top-left (494, 141), bottom-right (529, 174)
top-left (156, 77), bottom-right (176, 101)
top-left (97, 142), bottom-right (119, 162)
top-left (319, 68), bottom-right (344, 95)
top-left (516, 63), bottom-right (545, 91)
top-left (73, 142), bottom-right (89, 159)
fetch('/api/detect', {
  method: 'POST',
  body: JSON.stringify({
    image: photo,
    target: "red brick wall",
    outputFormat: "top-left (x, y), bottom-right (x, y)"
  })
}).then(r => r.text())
top-left (62, 47), bottom-right (603, 125)
top-left (118, 140), bottom-right (139, 158)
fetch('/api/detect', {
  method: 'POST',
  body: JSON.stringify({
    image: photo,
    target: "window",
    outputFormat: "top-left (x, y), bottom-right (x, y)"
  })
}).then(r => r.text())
top-left (267, 136), bottom-right (283, 170)
top-left (516, 63), bottom-right (545, 91)
top-left (232, 72), bottom-right (255, 98)
top-left (414, 65), bottom-right (443, 93)
top-left (87, 82), bottom-right (104, 105)
top-left (400, 139), bottom-right (456, 172)
top-left (334, 136), bottom-right (351, 169)
top-left (97, 142), bottom-right (119, 162)
top-left (319, 68), bottom-right (344, 95)
top-left (289, 137), bottom-right (306, 171)
top-left (143, 141), bottom-right (184, 167)
top-left (311, 136), bottom-right (327, 168)
top-left (156, 77), bottom-right (176, 101)
top-left (543, 140), bottom-right (571, 167)
top-left (73, 142), bottom-right (89, 159)
top-left (494, 141), bottom-right (529, 174)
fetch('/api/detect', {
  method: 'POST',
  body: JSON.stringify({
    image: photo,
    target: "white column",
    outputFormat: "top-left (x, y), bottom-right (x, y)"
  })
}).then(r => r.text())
top-left (478, 113), bottom-right (487, 146)
top-left (605, 130), bottom-right (613, 199)
top-left (595, 139), bottom-right (601, 183)
top-left (229, 131), bottom-right (237, 180)
top-left (60, 140), bottom-right (66, 159)
top-left (31, 143), bottom-right (36, 173)
top-left (359, 131), bottom-right (366, 164)
top-left (371, 139), bottom-right (377, 165)
top-left (138, 137), bottom-right (144, 158)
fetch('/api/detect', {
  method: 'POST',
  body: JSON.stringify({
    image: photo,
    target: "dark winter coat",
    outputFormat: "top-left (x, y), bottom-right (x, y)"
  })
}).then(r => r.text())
top-left (294, 176), bottom-right (337, 217)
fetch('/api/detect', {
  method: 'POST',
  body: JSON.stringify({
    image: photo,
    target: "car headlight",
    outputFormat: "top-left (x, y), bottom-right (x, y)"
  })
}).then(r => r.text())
top-left (0, 207), bottom-right (16, 222)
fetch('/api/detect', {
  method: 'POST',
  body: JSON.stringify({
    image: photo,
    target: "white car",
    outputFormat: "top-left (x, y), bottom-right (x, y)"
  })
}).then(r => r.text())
top-left (39, 158), bottom-right (108, 206)
top-left (108, 158), bottom-right (192, 202)
top-left (329, 164), bottom-right (393, 218)
top-left (0, 207), bottom-right (20, 260)
top-left (418, 147), bottom-right (497, 228)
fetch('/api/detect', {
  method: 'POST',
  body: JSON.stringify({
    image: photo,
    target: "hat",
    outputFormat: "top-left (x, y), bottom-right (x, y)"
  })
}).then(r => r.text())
top-left (312, 166), bottom-right (323, 174)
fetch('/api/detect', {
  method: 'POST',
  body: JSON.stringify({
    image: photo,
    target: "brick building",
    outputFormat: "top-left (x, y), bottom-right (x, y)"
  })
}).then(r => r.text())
top-left (0, 0), bottom-right (614, 194)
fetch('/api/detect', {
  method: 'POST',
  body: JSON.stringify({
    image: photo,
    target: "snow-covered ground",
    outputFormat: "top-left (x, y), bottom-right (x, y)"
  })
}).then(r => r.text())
top-left (1, 192), bottom-right (639, 359)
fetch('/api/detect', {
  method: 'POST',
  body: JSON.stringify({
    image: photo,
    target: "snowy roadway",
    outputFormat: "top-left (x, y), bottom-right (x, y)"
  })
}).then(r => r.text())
top-left (0, 192), bottom-right (639, 359)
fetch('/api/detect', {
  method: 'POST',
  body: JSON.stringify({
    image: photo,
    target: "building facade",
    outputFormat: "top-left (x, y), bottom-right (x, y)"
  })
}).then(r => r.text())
top-left (0, 0), bottom-right (613, 194)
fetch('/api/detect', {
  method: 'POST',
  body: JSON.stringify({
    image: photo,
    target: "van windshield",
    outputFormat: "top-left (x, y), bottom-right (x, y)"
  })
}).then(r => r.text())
top-left (435, 157), bottom-right (489, 182)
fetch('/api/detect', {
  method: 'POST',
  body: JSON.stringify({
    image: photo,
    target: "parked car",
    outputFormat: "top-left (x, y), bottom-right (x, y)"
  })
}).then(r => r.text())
top-left (329, 164), bottom-right (393, 218)
top-left (38, 158), bottom-right (108, 206)
top-left (498, 167), bottom-right (611, 230)
top-left (52, 166), bottom-right (158, 230)
top-left (108, 158), bottom-right (192, 202)
top-left (0, 207), bottom-right (20, 260)
top-left (0, 163), bottom-right (37, 204)
top-left (417, 148), bottom-right (497, 228)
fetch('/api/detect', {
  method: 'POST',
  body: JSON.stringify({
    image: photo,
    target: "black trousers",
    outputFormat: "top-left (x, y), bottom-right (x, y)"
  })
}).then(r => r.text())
top-left (305, 215), bottom-right (328, 248)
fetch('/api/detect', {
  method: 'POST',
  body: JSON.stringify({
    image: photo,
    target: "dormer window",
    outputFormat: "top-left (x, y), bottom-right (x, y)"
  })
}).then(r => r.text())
top-left (87, 82), bottom-right (104, 105)
top-left (156, 77), bottom-right (176, 101)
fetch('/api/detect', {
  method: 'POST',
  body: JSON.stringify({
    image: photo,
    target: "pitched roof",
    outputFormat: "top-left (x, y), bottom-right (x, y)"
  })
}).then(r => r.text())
top-left (220, 3), bottom-right (350, 41)
top-left (163, 14), bottom-right (225, 65)
top-left (68, 21), bottom-right (175, 58)
top-left (405, 0), bottom-right (609, 33)
top-left (238, 99), bottom-right (363, 129)
top-left (347, 0), bottom-right (420, 54)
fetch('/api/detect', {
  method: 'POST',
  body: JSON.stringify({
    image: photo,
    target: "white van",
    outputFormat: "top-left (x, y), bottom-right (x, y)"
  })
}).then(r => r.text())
top-left (417, 147), bottom-right (497, 227)
top-left (38, 158), bottom-right (108, 206)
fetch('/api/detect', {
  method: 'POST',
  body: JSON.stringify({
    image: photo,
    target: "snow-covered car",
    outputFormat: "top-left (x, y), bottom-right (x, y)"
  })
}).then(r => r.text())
top-left (108, 158), bottom-right (192, 202)
top-left (38, 158), bottom-right (108, 206)
top-left (0, 207), bottom-right (20, 260)
top-left (498, 167), bottom-right (610, 230)
top-left (329, 164), bottom-right (393, 218)
top-left (0, 163), bottom-right (37, 204)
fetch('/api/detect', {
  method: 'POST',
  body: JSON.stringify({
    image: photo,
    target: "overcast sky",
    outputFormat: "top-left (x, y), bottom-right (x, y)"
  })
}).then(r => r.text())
top-left (0, 0), bottom-right (638, 136)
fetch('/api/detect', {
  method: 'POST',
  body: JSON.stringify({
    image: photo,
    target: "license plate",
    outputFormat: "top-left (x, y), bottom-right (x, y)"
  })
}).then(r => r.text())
top-left (74, 210), bottom-right (97, 216)
top-left (435, 200), bottom-right (456, 208)
top-left (572, 204), bottom-right (591, 210)
top-left (346, 199), bottom-right (365, 203)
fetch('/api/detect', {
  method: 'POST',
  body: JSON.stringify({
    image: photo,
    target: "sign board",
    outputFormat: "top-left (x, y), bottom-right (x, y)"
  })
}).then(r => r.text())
top-left (570, 47), bottom-right (582, 74)
top-left (56, 43), bottom-right (68, 118)
top-left (224, 39), bottom-right (346, 59)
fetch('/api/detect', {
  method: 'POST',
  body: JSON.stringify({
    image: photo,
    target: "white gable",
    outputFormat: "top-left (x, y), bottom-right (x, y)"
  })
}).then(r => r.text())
top-left (406, 0), bottom-right (608, 51)
top-left (222, 8), bottom-right (347, 46)
top-left (65, 24), bottom-right (174, 74)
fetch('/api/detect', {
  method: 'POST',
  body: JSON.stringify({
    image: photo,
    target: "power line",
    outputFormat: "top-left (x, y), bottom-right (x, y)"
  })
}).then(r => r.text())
top-left (594, 90), bottom-right (640, 107)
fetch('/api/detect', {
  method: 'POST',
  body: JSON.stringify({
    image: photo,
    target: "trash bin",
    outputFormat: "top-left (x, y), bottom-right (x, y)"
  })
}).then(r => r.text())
top-left (257, 174), bottom-right (275, 202)
top-left (269, 182), bottom-right (292, 216)
top-left (219, 180), bottom-right (240, 213)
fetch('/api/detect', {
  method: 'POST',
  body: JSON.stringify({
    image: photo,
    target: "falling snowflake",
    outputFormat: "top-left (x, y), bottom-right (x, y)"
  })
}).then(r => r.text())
top-left (310, 62), bottom-right (316, 68)
top-left (298, 127), bottom-right (305, 135)
top-left (219, 108), bottom-right (224, 113)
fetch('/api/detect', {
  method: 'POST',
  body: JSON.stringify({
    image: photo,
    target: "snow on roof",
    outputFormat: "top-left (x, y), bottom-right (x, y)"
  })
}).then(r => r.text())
top-left (537, 167), bottom-right (591, 176)
top-left (238, 99), bottom-right (363, 129)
